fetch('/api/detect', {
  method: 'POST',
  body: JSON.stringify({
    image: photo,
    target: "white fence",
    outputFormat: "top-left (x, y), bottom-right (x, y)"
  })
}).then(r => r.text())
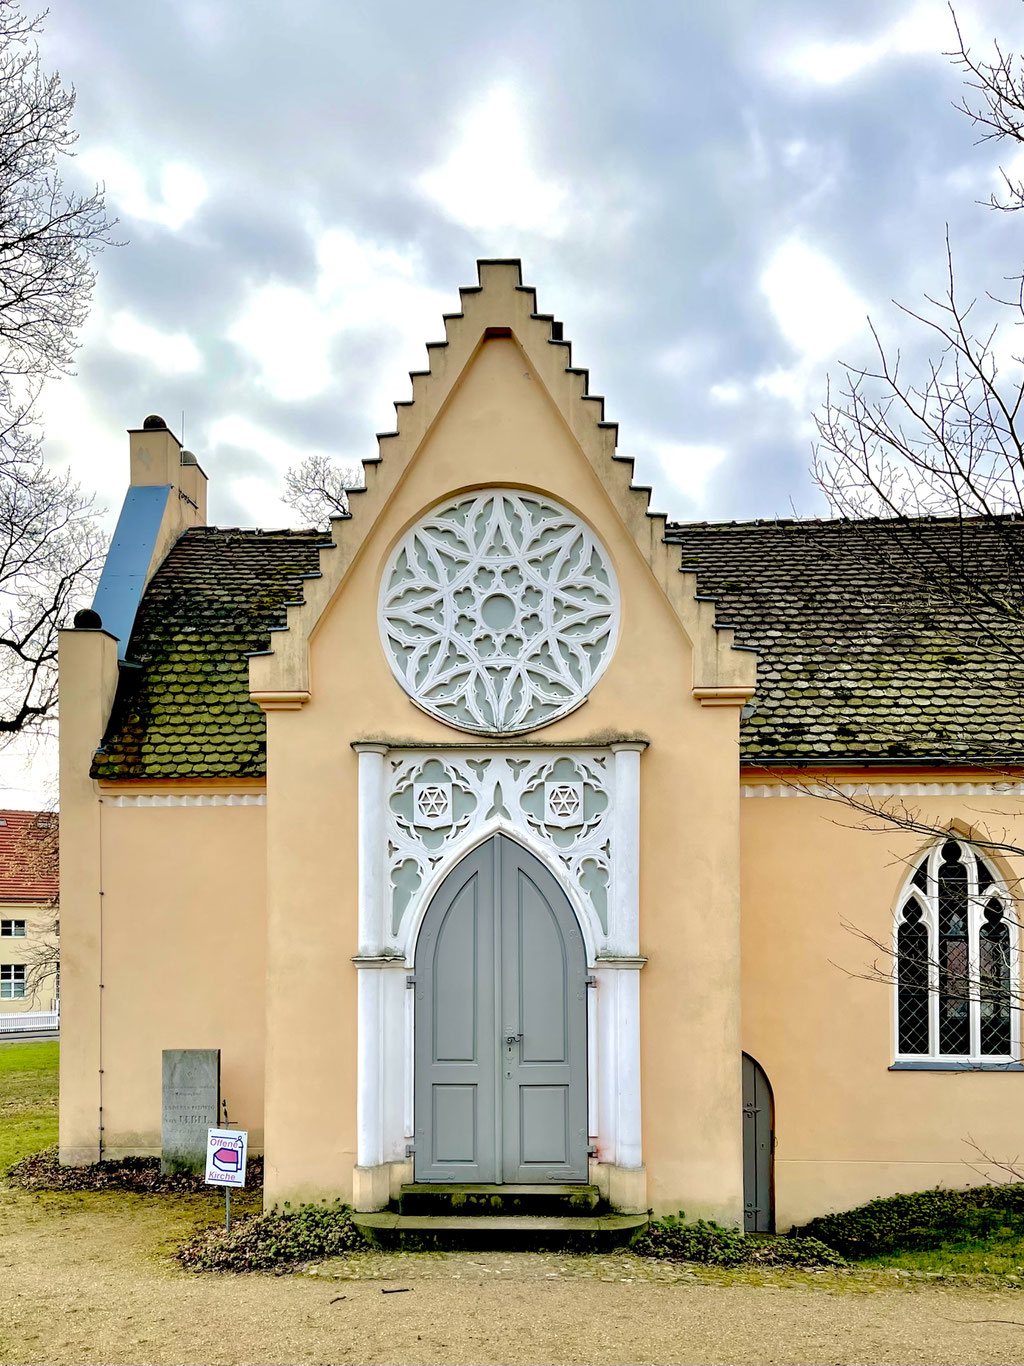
top-left (0, 1008), bottom-right (59, 1034)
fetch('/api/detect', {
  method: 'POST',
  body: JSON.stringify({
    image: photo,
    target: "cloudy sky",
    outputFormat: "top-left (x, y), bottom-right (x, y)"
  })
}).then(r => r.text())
top-left (36, 0), bottom-right (1024, 530)
top-left (6, 0), bottom-right (1024, 802)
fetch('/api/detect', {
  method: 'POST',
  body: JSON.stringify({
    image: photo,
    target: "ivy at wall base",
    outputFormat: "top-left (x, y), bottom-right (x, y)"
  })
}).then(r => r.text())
top-left (633, 1214), bottom-right (845, 1268)
top-left (177, 1202), bottom-right (366, 1272)
top-left (794, 1185), bottom-right (1024, 1258)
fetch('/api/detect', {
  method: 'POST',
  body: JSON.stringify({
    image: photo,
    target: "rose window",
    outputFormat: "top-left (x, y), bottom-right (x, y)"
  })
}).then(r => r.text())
top-left (379, 490), bottom-right (619, 734)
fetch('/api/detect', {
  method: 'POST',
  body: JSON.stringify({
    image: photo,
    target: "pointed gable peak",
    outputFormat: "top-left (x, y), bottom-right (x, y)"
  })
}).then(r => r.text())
top-left (248, 260), bottom-right (756, 708)
top-left (368, 257), bottom-right (614, 469)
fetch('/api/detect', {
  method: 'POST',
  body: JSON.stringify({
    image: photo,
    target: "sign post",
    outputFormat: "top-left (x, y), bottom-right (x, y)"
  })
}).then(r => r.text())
top-left (204, 1126), bottom-right (248, 1232)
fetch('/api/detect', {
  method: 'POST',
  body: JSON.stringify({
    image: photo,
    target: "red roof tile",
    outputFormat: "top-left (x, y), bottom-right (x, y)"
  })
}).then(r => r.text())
top-left (0, 809), bottom-right (58, 903)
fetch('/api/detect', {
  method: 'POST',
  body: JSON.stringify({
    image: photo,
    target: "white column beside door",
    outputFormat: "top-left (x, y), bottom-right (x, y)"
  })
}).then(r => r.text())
top-left (352, 745), bottom-right (396, 1211)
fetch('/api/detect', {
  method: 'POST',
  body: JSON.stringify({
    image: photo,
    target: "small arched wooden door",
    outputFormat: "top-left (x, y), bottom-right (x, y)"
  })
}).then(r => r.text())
top-left (413, 834), bottom-right (589, 1184)
top-left (742, 1053), bottom-right (775, 1232)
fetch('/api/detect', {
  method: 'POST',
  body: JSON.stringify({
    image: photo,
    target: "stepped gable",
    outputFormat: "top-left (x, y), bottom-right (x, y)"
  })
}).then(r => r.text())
top-left (665, 515), bottom-right (1024, 766)
top-left (248, 259), bottom-right (756, 709)
top-left (91, 527), bottom-right (329, 781)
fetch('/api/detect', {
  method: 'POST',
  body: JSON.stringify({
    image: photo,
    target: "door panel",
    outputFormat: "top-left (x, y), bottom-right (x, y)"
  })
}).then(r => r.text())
top-left (431, 1086), bottom-right (477, 1163)
top-left (415, 834), bottom-right (588, 1184)
top-left (500, 840), bottom-right (588, 1182)
top-left (432, 880), bottom-right (479, 1062)
top-left (414, 842), bottom-right (497, 1182)
top-left (742, 1053), bottom-right (775, 1232)
top-left (519, 1087), bottom-right (569, 1164)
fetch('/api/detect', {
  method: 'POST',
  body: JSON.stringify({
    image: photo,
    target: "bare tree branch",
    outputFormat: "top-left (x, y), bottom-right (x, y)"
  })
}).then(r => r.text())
top-left (949, 5), bottom-right (1024, 211)
top-left (282, 453), bottom-right (363, 528)
top-left (0, 1), bottom-right (115, 740)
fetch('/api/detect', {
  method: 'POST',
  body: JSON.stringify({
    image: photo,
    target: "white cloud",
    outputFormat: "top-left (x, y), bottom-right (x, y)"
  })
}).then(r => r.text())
top-left (205, 415), bottom-right (361, 528)
top-left (228, 230), bottom-right (450, 411)
top-left (108, 311), bottom-right (202, 374)
top-left (38, 375), bottom-right (123, 519)
top-left (655, 342), bottom-right (703, 378)
top-left (634, 437), bottom-right (729, 510)
top-left (206, 415), bottom-right (337, 473)
top-left (754, 365), bottom-right (812, 405)
top-left (229, 284), bottom-right (333, 402)
top-left (760, 237), bottom-right (867, 362)
top-left (709, 380), bottom-right (744, 405)
top-left (990, 316), bottom-right (1024, 382)
top-left (772, 1), bottom-right (955, 87)
top-left (79, 150), bottom-right (207, 230)
top-left (994, 145), bottom-right (1024, 204)
top-left (0, 731), bottom-right (58, 810)
top-left (417, 81), bottom-right (568, 236)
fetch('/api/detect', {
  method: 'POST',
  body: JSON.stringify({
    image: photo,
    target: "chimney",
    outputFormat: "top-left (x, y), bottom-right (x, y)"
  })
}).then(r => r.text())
top-left (90, 415), bottom-right (210, 660)
top-left (128, 413), bottom-right (207, 527)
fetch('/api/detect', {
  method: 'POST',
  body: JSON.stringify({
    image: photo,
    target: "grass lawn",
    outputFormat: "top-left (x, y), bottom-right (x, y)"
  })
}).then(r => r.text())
top-left (863, 1232), bottom-right (1024, 1278)
top-left (0, 1038), bottom-right (58, 1171)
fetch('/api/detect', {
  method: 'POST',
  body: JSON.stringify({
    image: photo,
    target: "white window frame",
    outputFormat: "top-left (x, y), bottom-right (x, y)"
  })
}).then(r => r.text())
top-left (0, 963), bottom-right (26, 999)
top-left (0, 919), bottom-right (26, 937)
top-left (893, 840), bottom-right (1020, 1065)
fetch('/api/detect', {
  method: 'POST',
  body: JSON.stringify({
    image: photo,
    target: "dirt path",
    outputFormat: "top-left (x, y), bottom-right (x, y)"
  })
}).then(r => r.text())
top-left (3, 1189), bottom-right (1024, 1366)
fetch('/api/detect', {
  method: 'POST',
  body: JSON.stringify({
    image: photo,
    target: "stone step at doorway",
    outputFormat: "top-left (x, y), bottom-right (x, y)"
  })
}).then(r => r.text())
top-left (351, 1209), bottom-right (649, 1253)
top-left (397, 1182), bottom-right (604, 1218)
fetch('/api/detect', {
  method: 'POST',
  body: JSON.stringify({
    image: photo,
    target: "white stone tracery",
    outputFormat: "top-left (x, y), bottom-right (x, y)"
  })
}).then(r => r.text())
top-left (379, 490), bottom-right (619, 735)
top-left (353, 742), bottom-right (646, 1204)
top-left (385, 750), bottom-right (615, 943)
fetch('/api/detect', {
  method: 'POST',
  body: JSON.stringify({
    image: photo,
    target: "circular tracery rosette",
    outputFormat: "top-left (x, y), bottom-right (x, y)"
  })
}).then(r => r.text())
top-left (379, 490), bottom-right (619, 734)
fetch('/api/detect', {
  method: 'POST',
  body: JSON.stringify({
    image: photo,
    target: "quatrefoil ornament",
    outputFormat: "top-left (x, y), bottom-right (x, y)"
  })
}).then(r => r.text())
top-left (379, 490), bottom-right (620, 734)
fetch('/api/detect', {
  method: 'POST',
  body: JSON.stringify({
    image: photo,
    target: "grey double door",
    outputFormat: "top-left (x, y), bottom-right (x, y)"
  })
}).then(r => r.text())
top-left (413, 835), bottom-right (588, 1183)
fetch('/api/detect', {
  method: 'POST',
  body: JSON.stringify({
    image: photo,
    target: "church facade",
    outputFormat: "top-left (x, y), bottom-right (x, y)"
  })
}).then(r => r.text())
top-left (58, 261), bottom-right (1024, 1230)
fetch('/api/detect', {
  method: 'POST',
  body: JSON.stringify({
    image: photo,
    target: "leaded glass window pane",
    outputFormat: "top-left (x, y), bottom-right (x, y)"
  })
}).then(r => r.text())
top-left (895, 840), bottom-right (1017, 1062)
top-left (980, 898), bottom-right (1012, 1057)
top-left (977, 857), bottom-right (997, 894)
top-left (897, 903), bottom-right (930, 1054)
top-left (937, 842), bottom-right (971, 1055)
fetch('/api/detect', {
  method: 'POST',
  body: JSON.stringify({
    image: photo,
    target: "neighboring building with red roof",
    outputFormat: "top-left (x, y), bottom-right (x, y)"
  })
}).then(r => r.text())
top-left (0, 809), bottom-right (59, 1021)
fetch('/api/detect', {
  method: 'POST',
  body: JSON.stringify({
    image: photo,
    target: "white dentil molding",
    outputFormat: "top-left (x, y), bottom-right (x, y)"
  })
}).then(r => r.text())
top-left (741, 780), bottom-right (1024, 799)
top-left (102, 793), bottom-right (266, 807)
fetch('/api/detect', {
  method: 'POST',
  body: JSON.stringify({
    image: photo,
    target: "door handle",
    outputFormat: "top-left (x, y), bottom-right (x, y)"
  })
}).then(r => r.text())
top-left (504, 1033), bottom-right (523, 1045)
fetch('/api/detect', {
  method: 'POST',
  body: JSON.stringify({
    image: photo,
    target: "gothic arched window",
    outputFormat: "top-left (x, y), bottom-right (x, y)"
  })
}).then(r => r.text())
top-left (895, 839), bottom-right (1017, 1063)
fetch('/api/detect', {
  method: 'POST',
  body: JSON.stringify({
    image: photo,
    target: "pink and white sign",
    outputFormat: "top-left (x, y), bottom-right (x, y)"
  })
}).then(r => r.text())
top-left (204, 1127), bottom-right (248, 1187)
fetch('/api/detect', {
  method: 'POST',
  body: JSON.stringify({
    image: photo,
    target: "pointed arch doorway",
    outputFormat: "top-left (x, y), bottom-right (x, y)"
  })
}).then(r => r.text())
top-left (412, 834), bottom-right (589, 1183)
top-left (742, 1053), bottom-right (775, 1232)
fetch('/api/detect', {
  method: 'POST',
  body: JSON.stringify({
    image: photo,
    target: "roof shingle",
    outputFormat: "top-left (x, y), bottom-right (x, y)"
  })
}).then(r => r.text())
top-left (666, 516), bottom-right (1024, 765)
top-left (91, 527), bottom-right (329, 781)
top-left (92, 515), bottom-right (1024, 780)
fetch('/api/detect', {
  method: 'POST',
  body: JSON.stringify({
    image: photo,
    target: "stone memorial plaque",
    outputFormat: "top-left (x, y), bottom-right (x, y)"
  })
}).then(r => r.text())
top-left (161, 1048), bottom-right (220, 1175)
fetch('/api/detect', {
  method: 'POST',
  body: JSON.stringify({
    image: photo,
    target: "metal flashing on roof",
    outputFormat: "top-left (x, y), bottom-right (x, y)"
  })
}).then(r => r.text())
top-left (91, 485), bottom-right (171, 660)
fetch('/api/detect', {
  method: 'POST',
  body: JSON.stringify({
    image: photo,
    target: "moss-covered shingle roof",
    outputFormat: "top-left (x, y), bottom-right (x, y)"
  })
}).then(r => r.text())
top-left (93, 514), bottom-right (1024, 781)
top-left (666, 516), bottom-right (1024, 766)
top-left (91, 527), bottom-right (329, 781)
